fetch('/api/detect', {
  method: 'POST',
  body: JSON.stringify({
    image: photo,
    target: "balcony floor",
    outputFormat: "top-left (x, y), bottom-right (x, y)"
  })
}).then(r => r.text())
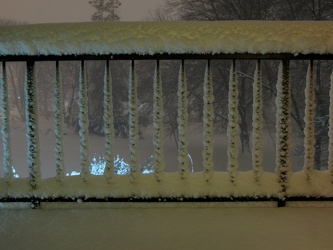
top-left (1, 202), bottom-right (333, 250)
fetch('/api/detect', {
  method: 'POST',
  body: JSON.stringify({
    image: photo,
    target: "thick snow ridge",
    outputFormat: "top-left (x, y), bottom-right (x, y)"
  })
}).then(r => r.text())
top-left (1, 21), bottom-right (333, 56)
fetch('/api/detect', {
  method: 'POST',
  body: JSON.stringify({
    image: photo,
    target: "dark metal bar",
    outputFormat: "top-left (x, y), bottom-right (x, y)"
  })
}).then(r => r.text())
top-left (1, 53), bottom-right (333, 62)
top-left (25, 60), bottom-right (41, 190)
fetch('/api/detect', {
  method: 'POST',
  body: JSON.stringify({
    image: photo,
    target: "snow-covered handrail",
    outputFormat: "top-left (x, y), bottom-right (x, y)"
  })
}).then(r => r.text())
top-left (1, 21), bottom-right (333, 207)
top-left (1, 22), bottom-right (333, 57)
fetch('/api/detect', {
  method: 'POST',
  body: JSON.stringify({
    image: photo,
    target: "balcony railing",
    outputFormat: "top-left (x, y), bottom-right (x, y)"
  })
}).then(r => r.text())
top-left (1, 21), bottom-right (333, 207)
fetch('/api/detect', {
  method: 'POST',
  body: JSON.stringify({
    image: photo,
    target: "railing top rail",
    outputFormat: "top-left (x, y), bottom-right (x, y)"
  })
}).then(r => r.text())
top-left (1, 21), bottom-right (333, 58)
top-left (1, 53), bottom-right (333, 62)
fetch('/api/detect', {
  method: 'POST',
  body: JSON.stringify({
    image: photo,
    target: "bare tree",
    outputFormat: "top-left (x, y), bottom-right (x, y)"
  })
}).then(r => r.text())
top-left (89, 0), bottom-right (121, 21)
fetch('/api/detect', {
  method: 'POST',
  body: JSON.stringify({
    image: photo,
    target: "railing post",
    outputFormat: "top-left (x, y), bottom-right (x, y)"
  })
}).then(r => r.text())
top-left (178, 60), bottom-right (189, 179)
top-left (227, 60), bottom-right (239, 184)
top-left (25, 60), bottom-right (41, 189)
top-left (275, 60), bottom-right (291, 200)
top-left (153, 60), bottom-right (165, 182)
top-left (252, 60), bottom-right (263, 184)
top-left (1, 61), bottom-right (13, 183)
top-left (129, 60), bottom-right (139, 182)
top-left (303, 60), bottom-right (315, 182)
top-left (79, 60), bottom-right (89, 182)
top-left (103, 60), bottom-right (115, 182)
top-left (328, 70), bottom-right (333, 183)
top-left (54, 61), bottom-right (65, 182)
top-left (203, 60), bottom-right (214, 181)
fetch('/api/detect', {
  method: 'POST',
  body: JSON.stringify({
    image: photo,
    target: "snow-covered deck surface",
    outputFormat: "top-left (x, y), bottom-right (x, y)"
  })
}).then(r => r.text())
top-left (1, 170), bottom-right (333, 198)
top-left (1, 21), bottom-right (333, 56)
top-left (1, 203), bottom-right (333, 249)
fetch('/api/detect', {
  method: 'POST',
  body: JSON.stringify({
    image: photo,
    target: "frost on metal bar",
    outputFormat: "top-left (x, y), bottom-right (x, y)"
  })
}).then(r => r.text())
top-left (1, 61), bottom-right (13, 183)
top-left (178, 60), bottom-right (189, 179)
top-left (275, 61), bottom-right (291, 198)
top-left (128, 60), bottom-right (139, 182)
top-left (153, 60), bottom-right (165, 182)
top-left (54, 61), bottom-right (65, 182)
top-left (252, 61), bottom-right (263, 184)
top-left (79, 60), bottom-right (89, 182)
top-left (103, 60), bottom-right (115, 182)
top-left (25, 61), bottom-right (41, 189)
top-left (227, 60), bottom-right (239, 184)
top-left (328, 70), bottom-right (333, 183)
top-left (202, 60), bottom-right (214, 182)
top-left (303, 61), bottom-right (315, 182)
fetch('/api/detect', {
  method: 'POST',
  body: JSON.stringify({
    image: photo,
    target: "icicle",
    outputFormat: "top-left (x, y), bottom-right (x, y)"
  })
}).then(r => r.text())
top-left (178, 60), bottom-right (189, 180)
top-left (79, 60), bottom-right (89, 182)
top-left (54, 61), bottom-right (65, 182)
top-left (227, 60), bottom-right (239, 184)
top-left (303, 61), bottom-right (315, 182)
top-left (275, 61), bottom-right (291, 198)
top-left (25, 61), bottom-right (41, 189)
top-left (328, 70), bottom-right (333, 183)
top-left (153, 60), bottom-right (165, 182)
top-left (1, 61), bottom-right (13, 183)
top-left (128, 60), bottom-right (139, 183)
top-left (202, 60), bottom-right (214, 182)
top-left (103, 60), bottom-right (115, 182)
top-left (252, 61), bottom-right (263, 184)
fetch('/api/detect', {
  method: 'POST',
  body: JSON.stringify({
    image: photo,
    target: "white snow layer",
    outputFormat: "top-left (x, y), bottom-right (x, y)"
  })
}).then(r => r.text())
top-left (1, 21), bottom-right (333, 56)
top-left (2, 205), bottom-right (333, 249)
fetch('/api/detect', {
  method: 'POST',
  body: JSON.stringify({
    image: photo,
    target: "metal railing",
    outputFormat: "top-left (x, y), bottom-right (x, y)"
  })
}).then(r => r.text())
top-left (1, 52), bottom-right (333, 208)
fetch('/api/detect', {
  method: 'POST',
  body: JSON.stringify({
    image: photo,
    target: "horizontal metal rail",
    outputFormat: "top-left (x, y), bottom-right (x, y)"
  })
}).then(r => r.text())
top-left (1, 196), bottom-right (333, 208)
top-left (1, 53), bottom-right (333, 62)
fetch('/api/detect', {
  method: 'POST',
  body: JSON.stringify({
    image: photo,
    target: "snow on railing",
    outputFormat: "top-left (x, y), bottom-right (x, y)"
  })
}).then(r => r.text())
top-left (252, 61), bottom-right (263, 184)
top-left (1, 61), bottom-right (12, 183)
top-left (78, 61), bottom-right (90, 182)
top-left (275, 61), bottom-right (292, 198)
top-left (0, 58), bottom-right (333, 205)
top-left (103, 60), bottom-right (115, 182)
top-left (227, 60), bottom-right (240, 184)
top-left (153, 60), bottom-right (165, 182)
top-left (25, 61), bottom-right (41, 190)
top-left (54, 61), bottom-right (65, 182)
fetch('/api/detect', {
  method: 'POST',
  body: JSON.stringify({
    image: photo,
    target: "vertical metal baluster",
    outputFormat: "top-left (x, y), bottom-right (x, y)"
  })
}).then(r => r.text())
top-left (79, 60), bottom-right (89, 182)
top-left (227, 60), bottom-right (239, 184)
top-left (103, 60), bottom-right (115, 182)
top-left (1, 61), bottom-right (13, 183)
top-left (153, 60), bottom-right (165, 182)
top-left (25, 61), bottom-right (41, 189)
top-left (303, 60), bottom-right (315, 182)
top-left (54, 61), bottom-right (65, 182)
top-left (178, 60), bottom-right (189, 180)
top-left (252, 60), bottom-right (263, 184)
top-left (275, 60), bottom-right (291, 200)
top-left (129, 60), bottom-right (139, 182)
top-left (203, 60), bottom-right (214, 182)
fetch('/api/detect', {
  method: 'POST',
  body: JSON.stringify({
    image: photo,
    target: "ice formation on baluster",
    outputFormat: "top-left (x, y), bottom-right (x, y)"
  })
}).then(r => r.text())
top-left (328, 71), bottom-right (333, 183)
top-left (153, 61), bottom-right (165, 182)
top-left (252, 61), bottom-right (263, 184)
top-left (177, 61), bottom-right (189, 180)
top-left (103, 60), bottom-right (115, 182)
top-left (227, 61), bottom-right (239, 184)
top-left (25, 61), bottom-right (41, 189)
top-left (128, 61), bottom-right (139, 183)
top-left (1, 62), bottom-right (13, 183)
top-left (202, 61), bottom-right (214, 182)
top-left (79, 61), bottom-right (90, 182)
top-left (303, 62), bottom-right (315, 182)
top-left (54, 61), bottom-right (65, 182)
top-left (275, 61), bottom-right (291, 198)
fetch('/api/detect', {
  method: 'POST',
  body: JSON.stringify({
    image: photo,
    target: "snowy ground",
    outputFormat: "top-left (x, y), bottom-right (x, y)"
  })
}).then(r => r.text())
top-left (0, 116), bottom-right (304, 179)
top-left (1, 203), bottom-right (333, 250)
